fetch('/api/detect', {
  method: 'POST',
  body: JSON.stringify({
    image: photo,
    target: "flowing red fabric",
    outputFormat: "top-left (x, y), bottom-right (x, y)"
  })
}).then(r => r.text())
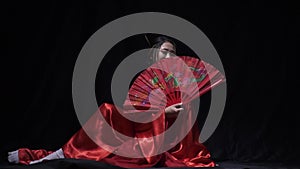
top-left (17, 56), bottom-right (225, 167)
top-left (17, 148), bottom-right (54, 165)
top-left (18, 103), bottom-right (216, 167)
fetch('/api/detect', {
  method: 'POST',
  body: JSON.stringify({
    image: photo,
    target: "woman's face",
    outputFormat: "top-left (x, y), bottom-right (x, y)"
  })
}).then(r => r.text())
top-left (156, 42), bottom-right (176, 61)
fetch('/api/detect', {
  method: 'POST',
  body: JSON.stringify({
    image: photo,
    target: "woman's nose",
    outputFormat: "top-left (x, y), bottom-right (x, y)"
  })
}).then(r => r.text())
top-left (165, 52), bottom-right (171, 58)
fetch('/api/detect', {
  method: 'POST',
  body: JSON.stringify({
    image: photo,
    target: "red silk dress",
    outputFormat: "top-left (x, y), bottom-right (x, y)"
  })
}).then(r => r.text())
top-left (17, 56), bottom-right (224, 167)
top-left (17, 102), bottom-right (216, 167)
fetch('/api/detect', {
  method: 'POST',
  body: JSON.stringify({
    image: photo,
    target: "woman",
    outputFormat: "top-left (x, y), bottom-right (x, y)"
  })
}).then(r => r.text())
top-left (8, 36), bottom-right (217, 168)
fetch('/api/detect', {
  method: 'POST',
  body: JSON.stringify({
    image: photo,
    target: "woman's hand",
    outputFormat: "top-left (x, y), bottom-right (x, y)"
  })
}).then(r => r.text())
top-left (165, 102), bottom-right (184, 118)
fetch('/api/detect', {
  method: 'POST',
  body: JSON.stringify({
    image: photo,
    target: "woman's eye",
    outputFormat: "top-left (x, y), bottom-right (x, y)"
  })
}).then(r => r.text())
top-left (161, 50), bottom-right (168, 55)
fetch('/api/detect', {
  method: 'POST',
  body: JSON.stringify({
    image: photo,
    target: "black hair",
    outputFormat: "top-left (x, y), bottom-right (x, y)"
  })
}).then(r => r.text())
top-left (152, 36), bottom-right (177, 49)
top-left (148, 35), bottom-right (177, 64)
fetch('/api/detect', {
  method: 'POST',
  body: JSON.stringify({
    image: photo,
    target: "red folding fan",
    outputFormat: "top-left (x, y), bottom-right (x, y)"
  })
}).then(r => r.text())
top-left (123, 56), bottom-right (225, 113)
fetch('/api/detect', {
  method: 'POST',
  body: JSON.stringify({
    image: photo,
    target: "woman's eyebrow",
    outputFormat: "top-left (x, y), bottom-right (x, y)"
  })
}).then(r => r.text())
top-left (161, 48), bottom-right (175, 53)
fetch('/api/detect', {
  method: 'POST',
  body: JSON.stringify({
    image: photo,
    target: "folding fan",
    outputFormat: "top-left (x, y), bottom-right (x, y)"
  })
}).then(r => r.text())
top-left (123, 56), bottom-right (225, 113)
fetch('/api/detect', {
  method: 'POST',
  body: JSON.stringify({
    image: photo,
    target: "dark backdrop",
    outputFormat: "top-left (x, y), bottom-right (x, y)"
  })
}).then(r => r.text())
top-left (2, 0), bottom-right (299, 166)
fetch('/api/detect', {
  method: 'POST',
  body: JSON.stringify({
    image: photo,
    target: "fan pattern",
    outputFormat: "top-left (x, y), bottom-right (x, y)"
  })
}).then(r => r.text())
top-left (123, 56), bottom-right (225, 112)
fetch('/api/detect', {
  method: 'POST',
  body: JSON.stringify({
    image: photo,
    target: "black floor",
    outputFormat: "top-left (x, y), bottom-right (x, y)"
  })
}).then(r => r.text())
top-left (0, 159), bottom-right (299, 169)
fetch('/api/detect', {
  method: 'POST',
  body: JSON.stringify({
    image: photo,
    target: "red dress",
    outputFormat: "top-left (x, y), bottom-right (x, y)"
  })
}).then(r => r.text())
top-left (17, 102), bottom-right (216, 167)
top-left (17, 56), bottom-right (224, 167)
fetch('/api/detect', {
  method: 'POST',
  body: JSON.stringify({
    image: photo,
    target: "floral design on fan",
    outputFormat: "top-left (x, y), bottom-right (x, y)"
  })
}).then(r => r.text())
top-left (150, 71), bottom-right (166, 90)
top-left (164, 73), bottom-right (179, 88)
top-left (189, 66), bottom-right (207, 83)
top-left (150, 66), bottom-right (207, 89)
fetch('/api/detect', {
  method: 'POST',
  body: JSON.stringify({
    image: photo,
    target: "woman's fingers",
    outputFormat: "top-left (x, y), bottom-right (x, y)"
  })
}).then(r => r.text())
top-left (177, 107), bottom-right (184, 111)
top-left (174, 107), bottom-right (184, 113)
top-left (165, 102), bottom-right (184, 114)
top-left (174, 102), bottom-right (183, 108)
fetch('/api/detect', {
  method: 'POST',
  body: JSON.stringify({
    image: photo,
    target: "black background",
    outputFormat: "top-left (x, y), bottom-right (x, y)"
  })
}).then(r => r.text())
top-left (2, 0), bottom-right (299, 166)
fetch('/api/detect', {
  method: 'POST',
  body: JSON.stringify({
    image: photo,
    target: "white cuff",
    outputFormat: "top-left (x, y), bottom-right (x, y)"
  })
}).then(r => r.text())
top-left (55, 148), bottom-right (65, 158)
top-left (29, 148), bottom-right (65, 165)
top-left (8, 150), bottom-right (19, 163)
